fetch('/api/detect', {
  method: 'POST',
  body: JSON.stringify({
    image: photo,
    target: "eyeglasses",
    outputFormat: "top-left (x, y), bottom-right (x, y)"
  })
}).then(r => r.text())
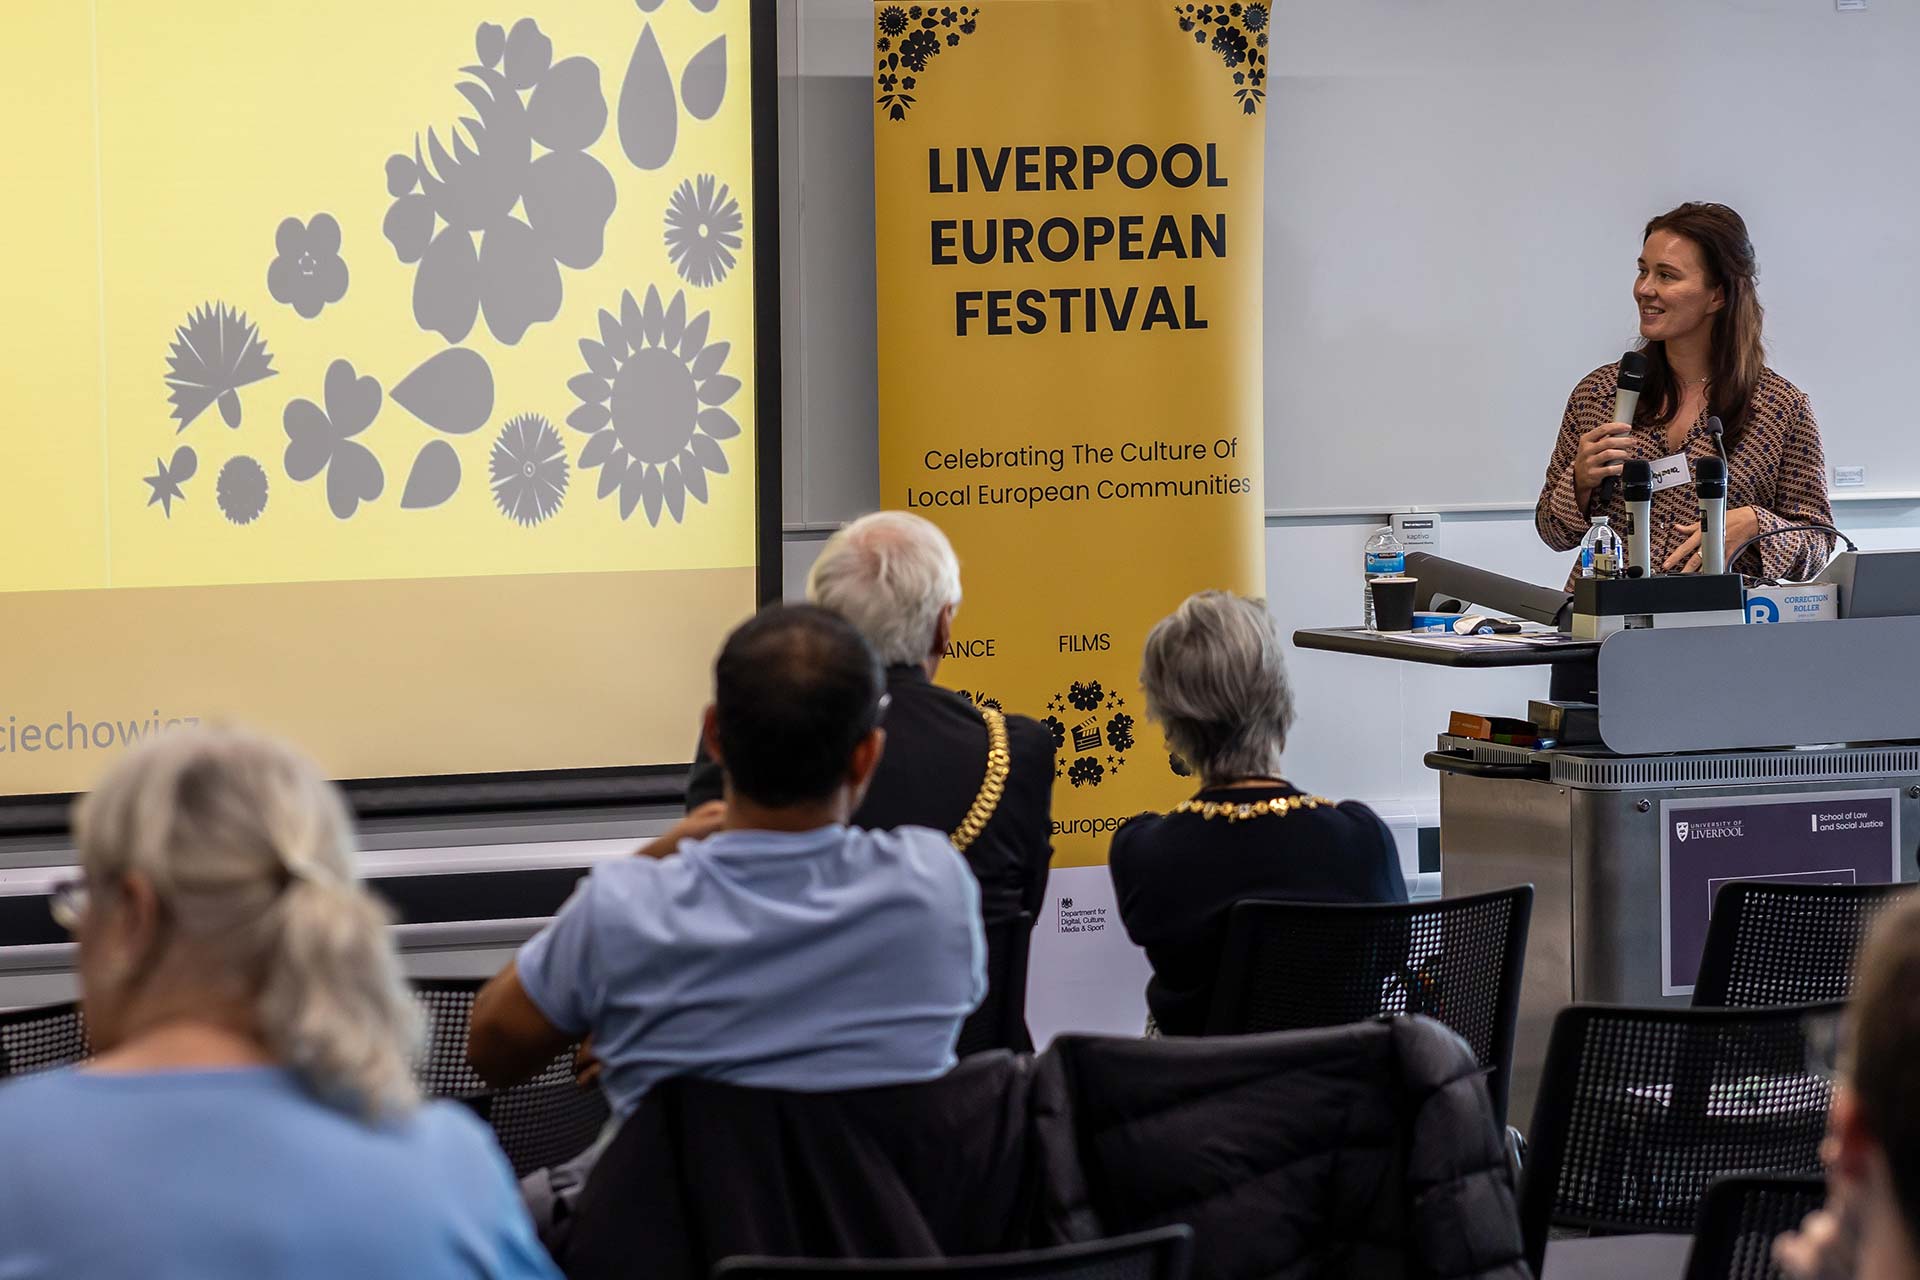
top-left (49, 878), bottom-right (90, 932)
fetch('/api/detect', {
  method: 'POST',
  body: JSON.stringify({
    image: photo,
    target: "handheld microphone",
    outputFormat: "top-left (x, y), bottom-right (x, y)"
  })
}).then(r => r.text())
top-left (1621, 458), bottom-right (1653, 577)
top-left (1596, 350), bottom-right (1651, 510)
top-left (1694, 455), bottom-right (1728, 576)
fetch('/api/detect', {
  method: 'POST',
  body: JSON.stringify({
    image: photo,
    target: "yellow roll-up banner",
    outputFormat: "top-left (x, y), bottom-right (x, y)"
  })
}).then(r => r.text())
top-left (874, 1), bottom-right (1269, 866)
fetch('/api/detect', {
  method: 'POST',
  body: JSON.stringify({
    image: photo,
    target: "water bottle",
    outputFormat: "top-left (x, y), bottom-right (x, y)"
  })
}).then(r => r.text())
top-left (1579, 516), bottom-right (1622, 580)
top-left (1362, 525), bottom-right (1407, 627)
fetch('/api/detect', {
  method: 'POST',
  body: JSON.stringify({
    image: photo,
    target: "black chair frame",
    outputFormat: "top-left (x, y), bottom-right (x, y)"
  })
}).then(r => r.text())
top-left (1520, 1001), bottom-right (1842, 1277)
top-left (1692, 879), bottom-right (1912, 1008)
top-left (712, 1224), bottom-right (1194, 1280)
top-left (1682, 1173), bottom-right (1827, 1280)
top-left (1204, 884), bottom-right (1532, 1123)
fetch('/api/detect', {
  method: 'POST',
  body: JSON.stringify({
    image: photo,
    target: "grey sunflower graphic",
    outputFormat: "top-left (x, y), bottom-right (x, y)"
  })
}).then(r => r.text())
top-left (663, 175), bottom-right (744, 287)
top-left (566, 285), bottom-right (741, 525)
top-left (490, 413), bottom-right (570, 526)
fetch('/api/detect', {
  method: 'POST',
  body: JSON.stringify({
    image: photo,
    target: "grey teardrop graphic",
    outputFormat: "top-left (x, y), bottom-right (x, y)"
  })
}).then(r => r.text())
top-left (618, 25), bottom-right (677, 171)
top-left (635, 0), bottom-right (665, 10)
top-left (681, 35), bottom-right (726, 122)
top-left (391, 347), bottom-right (494, 434)
top-left (400, 439), bottom-right (462, 509)
top-left (689, 0), bottom-right (718, 10)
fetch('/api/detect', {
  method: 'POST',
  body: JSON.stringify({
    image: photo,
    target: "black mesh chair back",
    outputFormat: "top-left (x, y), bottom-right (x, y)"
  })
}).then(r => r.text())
top-left (1693, 880), bottom-right (1912, 1008)
top-left (712, 1225), bottom-right (1194, 1280)
top-left (1519, 1002), bottom-right (1840, 1277)
top-left (411, 978), bottom-right (610, 1178)
top-left (1682, 1175), bottom-right (1826, 1280)
top-left (0, 1002), bottom-right (90, 1079)
top-left (1203, 885), bottom-right (1532, 1122)
top-left (957, 912), bottom-right (1034, 1056)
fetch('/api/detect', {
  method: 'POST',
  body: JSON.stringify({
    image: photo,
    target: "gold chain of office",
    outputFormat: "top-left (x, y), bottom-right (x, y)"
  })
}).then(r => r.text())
top-left (951, 707), bottom-right (1010, 854)
top-left (1170, 794), bottom-right (1335, 822)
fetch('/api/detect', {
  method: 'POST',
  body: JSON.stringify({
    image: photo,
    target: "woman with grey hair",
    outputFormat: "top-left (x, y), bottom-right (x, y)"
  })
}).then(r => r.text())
top-left (1109, 591), bottom-right (1406, 1036)
top-left (0, 726), bottom-right (559, 1279)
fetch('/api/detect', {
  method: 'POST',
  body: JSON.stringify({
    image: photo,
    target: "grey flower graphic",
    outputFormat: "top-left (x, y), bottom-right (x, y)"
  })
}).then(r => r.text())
top-left (165, 303), bottom-right (275, 431)
top-left (217, 456), bottom-right (269, 525)
top-left (266, 214), bottom-right (349, 319)
top-left (384, 19), bottom-right (616, 345)
top-left (143, 446), bottom-right (197, 518)
top-left (283, 359), bottom-right (386, 520)
top-left (490, 413), bottom-right (570, 526)
top-left (566, 286), bottom-right (740, 525)
top-left (664, 175), bottom-right (743, 288)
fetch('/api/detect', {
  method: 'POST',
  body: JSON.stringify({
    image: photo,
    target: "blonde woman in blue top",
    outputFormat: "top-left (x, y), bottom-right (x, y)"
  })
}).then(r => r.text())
top-left (0, 726), bottom-right (558, 1280)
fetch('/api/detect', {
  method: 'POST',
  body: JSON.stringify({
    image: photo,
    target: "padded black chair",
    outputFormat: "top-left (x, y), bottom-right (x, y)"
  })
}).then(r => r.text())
top-left (1203, 885), bottom-right (1532, 1122)
top-left (0, 1002), bottom-right (90, 1079)
top-left (1692, 880), bottom-right (1912, 1007)
top-left (1682, 1174), bottom-right (1826, 1280)
top-left (957, 912), bottom-right (1034, 1056)
top-left (411, 978), bottom-right (610, 1179)
top-left (713, 1227), bottom-right (1194, 1280)
top-left (1519, 1002), bottom-right (1840, 1277)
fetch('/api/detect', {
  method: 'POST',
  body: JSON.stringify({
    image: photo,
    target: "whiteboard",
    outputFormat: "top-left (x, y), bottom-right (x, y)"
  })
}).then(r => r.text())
top-left (1263, 0), bottom-right (1920, 513)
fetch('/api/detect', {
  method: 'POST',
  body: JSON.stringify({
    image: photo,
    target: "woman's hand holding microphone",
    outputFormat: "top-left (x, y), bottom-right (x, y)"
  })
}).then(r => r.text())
top-left (1573, 421), bottom-right (1635, 514)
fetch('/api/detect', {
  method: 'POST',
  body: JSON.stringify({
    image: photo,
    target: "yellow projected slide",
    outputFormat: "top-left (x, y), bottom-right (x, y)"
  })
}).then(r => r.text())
top-left (3, 1), bottom-right (763, 795)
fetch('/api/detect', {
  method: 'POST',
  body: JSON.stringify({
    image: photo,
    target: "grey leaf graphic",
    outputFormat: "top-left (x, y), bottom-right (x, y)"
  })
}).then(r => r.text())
top-left (323, 359), bottom-right (382, 436)
top-left (598, 451), bottom-right (629, 499)
top-left (662, 458), bottom-right (686, 521)
top-left (217, 456), bottom-right (269, 525)
top-left (636, 0), bottom-right (665, 11)
top-left (401, 440), bottom-right (461, 509)
top-left (525, 150), bottom-right (618, 271)
top-left (384, 195), bottom-right (435, 264)
top-left (618, 25), bottom-right (677, 171)
top-left (476, 21), bottom-right (506, 68)
top-left (679, 310), bottom-right (709, 359)
top-left (597, 309), bottom-right (624, 357)
top-left (698, 373), bottom-right (741, 406)
top-left (690, 0), bottom-right (718, 10)
top-left (415, 228), bottom-right (481, 343)
top-left (696, 407), bottom-right (739, 440)
top-left (681, 35), bottom-right (726, 122)
top-left (568, 373), bottom-right (611, 404)
top-left (688, 431), bottom-right (729, 475)
top-left (568, 402), bottom-right (611, 434)
top-left (579, 338), bottom-right (618, 379)
top-left (690, 340), bottom-right (729, 381)
top-left (478, 216), bottom-right (562, 345)
top-left (621, 457), bottom-right (649, 520)
top-left (327, 439), bottom-right (385, 519)
top-left (392, 347), bottom-right (494, 434)
top-left (680, 452), bottom-right (708, 503)
top-left (527, 56), bottom-right (608, 153)
top-left (503, 17), bottom-right (553, 91)
top-left (664, 291), bottom-right (686, 349)
top-left (283, 400), bottom-right (334, 482)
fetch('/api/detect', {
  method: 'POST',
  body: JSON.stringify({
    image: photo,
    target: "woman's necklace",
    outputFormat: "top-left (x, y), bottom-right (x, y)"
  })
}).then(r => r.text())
top-left (1173, 779), bottom-right (1335, 822)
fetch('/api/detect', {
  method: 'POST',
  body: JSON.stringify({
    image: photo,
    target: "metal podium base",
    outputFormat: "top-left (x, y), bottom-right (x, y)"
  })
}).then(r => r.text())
top-left (1437, 738), bottom-right (1920, 1132)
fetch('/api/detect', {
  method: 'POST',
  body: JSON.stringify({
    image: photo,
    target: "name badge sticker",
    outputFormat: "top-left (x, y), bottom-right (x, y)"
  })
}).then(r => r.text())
top-left (1648, 452), bottom-right (1692, 493)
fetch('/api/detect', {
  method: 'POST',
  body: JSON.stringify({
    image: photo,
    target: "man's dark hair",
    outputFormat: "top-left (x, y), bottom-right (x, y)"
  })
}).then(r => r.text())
top-left (713, 603), bottom-right (886, 807)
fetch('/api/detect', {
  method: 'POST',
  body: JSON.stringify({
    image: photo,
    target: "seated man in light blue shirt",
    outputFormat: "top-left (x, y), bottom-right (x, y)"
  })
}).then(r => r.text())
top-left (470, 604), bottom-right (986, 1232)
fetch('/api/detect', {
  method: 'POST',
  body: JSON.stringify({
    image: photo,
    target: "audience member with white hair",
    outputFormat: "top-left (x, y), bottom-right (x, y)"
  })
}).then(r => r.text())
top-left (1108, 590), bottom-right (1407, 1036)
top-left (0, 726), bottom-right (558, 1279)
top-left (687, 510), bottom-right (1056, 939)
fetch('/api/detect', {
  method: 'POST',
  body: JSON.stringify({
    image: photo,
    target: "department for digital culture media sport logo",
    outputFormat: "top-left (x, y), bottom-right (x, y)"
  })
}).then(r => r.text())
top-left (1040, 680), bottom-right (1136, 788)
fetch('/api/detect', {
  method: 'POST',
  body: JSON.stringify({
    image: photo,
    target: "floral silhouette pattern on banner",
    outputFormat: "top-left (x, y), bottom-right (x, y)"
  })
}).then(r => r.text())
top-left (875, 4), bottom-right (980, 121)
top-left (1044, 681), bottom-right (1135, 788)
top-left (1173, 2), bottom-right (1268, 114)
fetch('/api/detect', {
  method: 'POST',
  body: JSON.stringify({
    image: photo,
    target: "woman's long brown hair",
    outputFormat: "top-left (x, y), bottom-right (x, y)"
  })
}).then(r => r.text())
top-left (1635, 202), bottom-right (1766, 445)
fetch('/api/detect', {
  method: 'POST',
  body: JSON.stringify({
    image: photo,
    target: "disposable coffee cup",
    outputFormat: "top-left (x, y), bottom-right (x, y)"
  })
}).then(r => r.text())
top-left (1370, 576), bottom-right (1418, 632)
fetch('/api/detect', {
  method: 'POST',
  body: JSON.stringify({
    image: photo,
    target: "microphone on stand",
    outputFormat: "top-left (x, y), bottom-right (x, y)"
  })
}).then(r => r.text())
top-left (1595, 350), bottom-right (1651, 511)
top-left (1706, 415), bottom-right (1729, 469)
top-left (1621, 458), bottom-right (1653, 578)
top-left (1695, 455), bottom-right (1728, 576)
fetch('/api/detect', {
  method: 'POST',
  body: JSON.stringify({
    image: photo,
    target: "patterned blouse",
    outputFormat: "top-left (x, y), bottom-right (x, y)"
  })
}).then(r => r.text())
top-left (1535, 363), bottom-right (1836, 582)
